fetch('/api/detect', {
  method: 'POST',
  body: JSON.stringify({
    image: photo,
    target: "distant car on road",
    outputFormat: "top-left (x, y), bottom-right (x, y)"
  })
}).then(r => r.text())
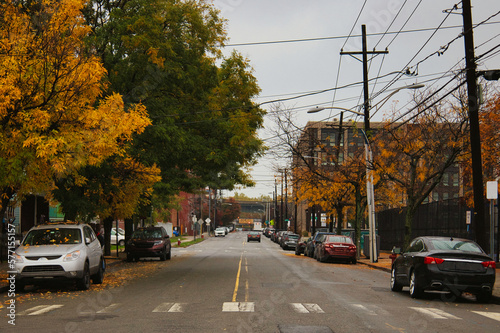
top-left (215, 227), bottom-right (226, 237)
top-left (126, 227), bottom-right (171, 262)
top-left (247, 231), bottom-right (261, 242)
top-left (390, 236), bottom-right (496, 302)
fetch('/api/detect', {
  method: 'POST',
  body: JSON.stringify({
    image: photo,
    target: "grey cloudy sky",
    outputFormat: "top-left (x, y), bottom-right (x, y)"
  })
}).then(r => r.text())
top-left (211, 0), bottom-right (500, 198)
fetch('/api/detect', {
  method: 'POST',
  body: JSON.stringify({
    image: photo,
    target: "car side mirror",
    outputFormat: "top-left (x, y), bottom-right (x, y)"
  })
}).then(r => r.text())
top-left (15, 240), bottom-right (21, 248)
top-left (392, 247), bottom-right (401, 255)
top-left (85, 237), bottom-right (92, 244)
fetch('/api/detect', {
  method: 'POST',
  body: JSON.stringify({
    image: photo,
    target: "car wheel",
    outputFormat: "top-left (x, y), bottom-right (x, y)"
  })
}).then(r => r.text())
top-left (351, 257), bottom-right (357, 264)
top-left (476, 290), bottom-right (492, 303)
top-left (118, 240), bottom-right (125, 247)
top-left (390, 266), bottom-right (403, 292)
top-left (91, 258), bottom-right (105, 284)
top-left (409, 270), bottom-right (422, 298)
top-left (77, 262), bottom-right (91, 290)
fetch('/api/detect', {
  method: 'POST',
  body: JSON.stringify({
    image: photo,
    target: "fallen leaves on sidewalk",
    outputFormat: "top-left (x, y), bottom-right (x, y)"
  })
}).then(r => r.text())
top-left (1, 259), bottom-right (168, 305)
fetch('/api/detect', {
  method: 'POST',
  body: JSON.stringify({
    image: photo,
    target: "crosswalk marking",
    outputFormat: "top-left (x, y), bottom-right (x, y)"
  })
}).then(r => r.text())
top-left (96, 303), bottom-right (122, 314)
top-left (18, 305), bottom-right (63, 316)
top-left (350, 304), bottom-right (377, 316)
top-left (153, 302), bottom-right (186, 313)
top-left (222, 302), bottom-right (255, 312)
top-left (472, 311), bottom-right (500, 322)
top-left (290, 303), bottom-right (325, 314)
top-left (410, 307), bottom-right (461, 320)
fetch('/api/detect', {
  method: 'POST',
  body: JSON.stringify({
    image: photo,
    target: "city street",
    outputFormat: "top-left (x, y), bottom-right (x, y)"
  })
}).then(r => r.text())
top-left (1, 231), bottom-right (499, 332)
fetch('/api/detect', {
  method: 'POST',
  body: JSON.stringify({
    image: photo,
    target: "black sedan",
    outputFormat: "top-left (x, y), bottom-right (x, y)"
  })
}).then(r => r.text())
top-left (390, 236), bottom-right (496, 302)
top-left (247, 231), bottom-right (261, 242)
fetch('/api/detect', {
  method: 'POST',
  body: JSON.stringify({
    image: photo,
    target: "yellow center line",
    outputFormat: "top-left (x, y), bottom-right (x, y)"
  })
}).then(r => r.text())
top-left (232, 253), bottom-right (243, 302)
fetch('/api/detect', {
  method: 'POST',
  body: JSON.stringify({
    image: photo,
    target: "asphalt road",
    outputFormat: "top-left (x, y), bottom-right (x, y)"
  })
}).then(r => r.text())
top-left (1, 232), bottom-right (500, 332)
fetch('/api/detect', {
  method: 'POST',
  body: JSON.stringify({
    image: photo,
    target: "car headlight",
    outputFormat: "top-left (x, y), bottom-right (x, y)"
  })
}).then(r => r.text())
top-left (63, 250), bottom-right (81, 262)
top-left (14, 253), bottom-right (23, 263)
top-left (153, 241), bottom-right (164, 246)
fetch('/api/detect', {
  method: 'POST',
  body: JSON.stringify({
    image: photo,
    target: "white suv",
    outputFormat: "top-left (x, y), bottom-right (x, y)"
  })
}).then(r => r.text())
top-left (14, 222), bottom-right (105, 291)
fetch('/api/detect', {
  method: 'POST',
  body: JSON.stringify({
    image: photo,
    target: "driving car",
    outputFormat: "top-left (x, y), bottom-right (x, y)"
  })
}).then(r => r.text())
top-left (126, 226), bottom-right (171, 262)
top-left (315, 235), bottom-right (357, 264)
top-left (390, 236), bottom-right (496, 302)
top-left (14, 222), bottom-right (105, 291)
top-left (247, 231), bottom-right (261, 242)
top-left (215, 227), bottom-right (226, 237)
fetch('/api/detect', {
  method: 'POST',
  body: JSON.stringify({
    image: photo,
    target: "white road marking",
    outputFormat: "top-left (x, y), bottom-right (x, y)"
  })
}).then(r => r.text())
top-left (18, 305), bottom-right (63, 316)
top-left (96, 303), bottom-right (122, 314)
top-left (351, 304), bottom-right (377, 316)
top-left (410, 307), bottom-right (461, 319)
top-left (153, 302), bottom-right (186, 313)
top-left (472, 311), bottom-right (500, 322)
top-left (222, 302), bottom-right (255, 312)
top-left (290, 303), bottom-right (325, 313)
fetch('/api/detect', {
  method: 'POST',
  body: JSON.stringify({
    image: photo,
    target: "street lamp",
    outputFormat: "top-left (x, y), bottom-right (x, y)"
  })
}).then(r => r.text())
top-left (307, 83), bottom-right (424, 263)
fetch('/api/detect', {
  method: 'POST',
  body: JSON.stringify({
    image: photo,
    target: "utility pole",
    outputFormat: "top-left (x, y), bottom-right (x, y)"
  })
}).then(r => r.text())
top-left (462, 0), bottom-right (487, 251)
top-left (341, 25), bottom-right (387, 263)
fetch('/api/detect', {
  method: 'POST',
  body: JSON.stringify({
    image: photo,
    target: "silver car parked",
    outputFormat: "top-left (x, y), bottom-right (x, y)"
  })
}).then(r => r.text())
top-left (14, 222), bottom-right (105, 291)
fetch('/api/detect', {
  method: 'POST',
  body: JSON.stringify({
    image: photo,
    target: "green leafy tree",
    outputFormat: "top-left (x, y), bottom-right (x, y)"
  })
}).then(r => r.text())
top-left (83, 0), bottom-right (265, 203)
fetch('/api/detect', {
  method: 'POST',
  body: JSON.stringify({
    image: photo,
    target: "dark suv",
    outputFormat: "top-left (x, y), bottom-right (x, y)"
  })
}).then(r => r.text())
top-left (126, 226), bottom-right (171, 262)
top-left (305, 231), bottom-right (335, 258)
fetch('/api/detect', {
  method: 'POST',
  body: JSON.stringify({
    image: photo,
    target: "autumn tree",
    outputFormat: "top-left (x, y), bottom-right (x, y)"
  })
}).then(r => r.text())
top-left (83, 0), bottom-right (265, 205)
top-left (0, 0), bottom-right (150, 221)
top-left (374, 93), bottom-right (468, 248)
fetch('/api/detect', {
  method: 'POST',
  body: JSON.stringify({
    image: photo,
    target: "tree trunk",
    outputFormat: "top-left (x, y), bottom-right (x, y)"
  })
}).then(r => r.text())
top-left (103, 216), bottom-right (114, 256)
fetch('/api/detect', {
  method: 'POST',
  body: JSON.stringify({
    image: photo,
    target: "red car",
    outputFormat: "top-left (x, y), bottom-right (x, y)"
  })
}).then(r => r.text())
top-left (316, 235), bottom-right (357, 264)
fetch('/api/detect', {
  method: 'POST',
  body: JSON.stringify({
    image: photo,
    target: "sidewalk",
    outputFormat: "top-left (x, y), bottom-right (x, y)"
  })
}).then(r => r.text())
top-left (357, 251), bottom-right (500, 302)
top-left (0, 233), bottom-right (207, 293)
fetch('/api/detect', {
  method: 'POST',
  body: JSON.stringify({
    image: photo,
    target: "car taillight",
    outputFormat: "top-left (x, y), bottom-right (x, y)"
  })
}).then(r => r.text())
top-left (423, 256), bottom-right (444, 264)
top-left (325, 244), bottom-right (333, 249)
top-left (481, 261), bottom-right (496, 269)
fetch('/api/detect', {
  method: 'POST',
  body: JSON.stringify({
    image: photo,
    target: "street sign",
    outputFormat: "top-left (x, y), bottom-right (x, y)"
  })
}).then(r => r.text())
top-left (205, 218), bottom-right (211, 224)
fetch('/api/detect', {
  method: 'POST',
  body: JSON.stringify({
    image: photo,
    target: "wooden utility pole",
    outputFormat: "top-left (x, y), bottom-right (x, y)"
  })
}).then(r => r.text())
top-left (340, 25), bottom-right (388, 135)
top-left (340, 25), bottom-right (387, 263)
top-left (462, 0), bottom-right (486, 251)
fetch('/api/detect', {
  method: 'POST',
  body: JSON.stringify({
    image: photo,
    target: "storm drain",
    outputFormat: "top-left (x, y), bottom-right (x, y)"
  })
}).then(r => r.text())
top-left (278, 325), bottom-right (333, 333)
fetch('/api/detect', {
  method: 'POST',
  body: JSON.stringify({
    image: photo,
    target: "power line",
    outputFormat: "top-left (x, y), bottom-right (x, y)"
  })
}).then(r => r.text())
top-left (221, 22), bottom-right (500, 47)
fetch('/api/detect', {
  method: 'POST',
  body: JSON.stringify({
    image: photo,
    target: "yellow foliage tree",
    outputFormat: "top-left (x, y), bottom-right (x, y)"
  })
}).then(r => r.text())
top-left (0, 0), bottom-right (151, 216)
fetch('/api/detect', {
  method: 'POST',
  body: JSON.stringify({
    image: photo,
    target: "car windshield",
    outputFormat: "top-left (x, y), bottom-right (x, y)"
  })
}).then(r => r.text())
top-left (429, 239), bottom-right (483, 253)
top-left (325, 236), bottom-right (353, 244)
top-left (288, 235), bottom-right (299, 239)
top-left (216, 228), bottom-right (224, 231)
top-left (23, 228), bottom-right (82, 245)
top-left (132, 229), bottom-right (163, 239)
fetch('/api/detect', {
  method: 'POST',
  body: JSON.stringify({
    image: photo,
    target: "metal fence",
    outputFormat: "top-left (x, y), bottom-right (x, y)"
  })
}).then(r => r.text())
top-left (377, 198), bottom-right (482, 250)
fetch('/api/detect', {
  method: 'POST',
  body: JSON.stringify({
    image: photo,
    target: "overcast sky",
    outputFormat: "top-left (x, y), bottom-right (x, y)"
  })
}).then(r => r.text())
top-left (211, 0), bottom-right (500, 199)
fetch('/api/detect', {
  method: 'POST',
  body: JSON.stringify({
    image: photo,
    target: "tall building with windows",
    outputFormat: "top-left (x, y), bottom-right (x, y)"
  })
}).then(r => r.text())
top-left (292, 120), bottom-right (463, 235)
